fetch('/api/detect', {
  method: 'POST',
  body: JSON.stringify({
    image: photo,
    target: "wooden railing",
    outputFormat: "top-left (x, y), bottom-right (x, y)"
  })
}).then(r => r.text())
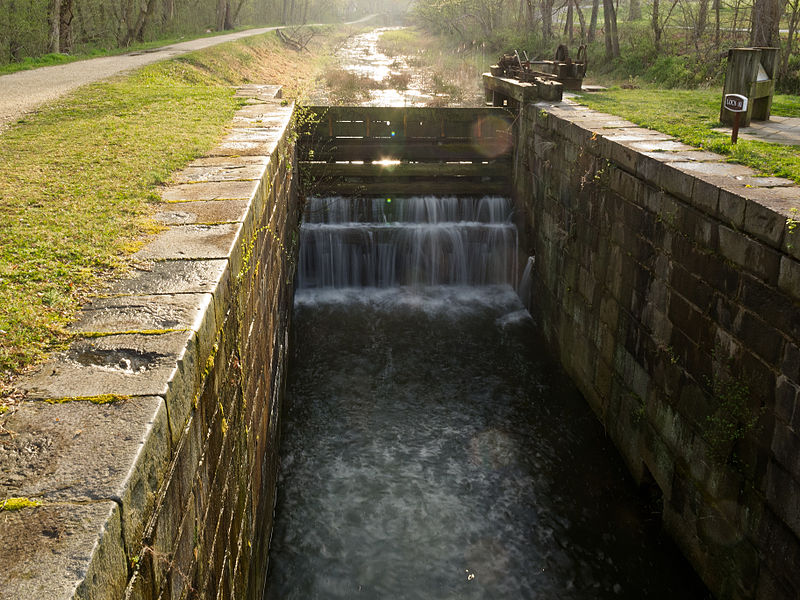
top-left (298, 106), bottom-right (514, 196)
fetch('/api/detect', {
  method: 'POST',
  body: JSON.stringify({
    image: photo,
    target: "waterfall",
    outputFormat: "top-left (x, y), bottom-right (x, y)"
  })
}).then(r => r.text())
top-left (297, 195), bottom-right (518, 289)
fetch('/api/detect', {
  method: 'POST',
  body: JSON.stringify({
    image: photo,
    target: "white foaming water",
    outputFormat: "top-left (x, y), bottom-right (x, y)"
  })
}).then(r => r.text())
top-left (297, 196), bottom-right (518, 290)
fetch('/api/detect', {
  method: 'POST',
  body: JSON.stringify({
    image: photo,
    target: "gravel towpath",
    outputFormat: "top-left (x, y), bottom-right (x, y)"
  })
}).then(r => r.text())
top-left (0, 16), bottom-right (376, 131)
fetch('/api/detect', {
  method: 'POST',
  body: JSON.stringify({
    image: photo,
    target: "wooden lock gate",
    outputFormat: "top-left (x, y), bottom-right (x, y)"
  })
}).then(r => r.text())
top-left (298, 106), bottom-right (515, 197)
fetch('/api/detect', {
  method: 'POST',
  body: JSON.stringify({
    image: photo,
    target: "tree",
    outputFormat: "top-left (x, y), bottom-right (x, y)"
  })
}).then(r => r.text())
top-left (48, 0), bottom-right (61, 53)
top-left (588, 0), bottom-right (599, 42)
top-left (60, 0), bottom-right (73, 53)
top-left (750, 0), bottom-right (785, 46)
top-left (603, 0), bottom-right (619, 58)
top-left (628, 0), bottom-right (641, 21)
top-left (540, 0), bottom-right (554, 38)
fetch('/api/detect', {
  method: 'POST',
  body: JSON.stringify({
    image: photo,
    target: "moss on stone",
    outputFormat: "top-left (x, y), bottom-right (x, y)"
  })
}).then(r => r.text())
top-left (45, 394), bottom-right (130, 405)
top-left (79, 328), bottom-right (190, 338)
top-left (0, 497), bottom-right (42, 511)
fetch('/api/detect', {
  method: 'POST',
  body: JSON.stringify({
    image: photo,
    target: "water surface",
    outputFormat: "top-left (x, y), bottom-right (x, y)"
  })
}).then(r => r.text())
top-left (265, 286), bottom-right (709, 599)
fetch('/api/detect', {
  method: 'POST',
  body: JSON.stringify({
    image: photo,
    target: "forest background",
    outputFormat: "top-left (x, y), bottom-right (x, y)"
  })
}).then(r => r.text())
top-left (1, 0), bottom-right (798, 91)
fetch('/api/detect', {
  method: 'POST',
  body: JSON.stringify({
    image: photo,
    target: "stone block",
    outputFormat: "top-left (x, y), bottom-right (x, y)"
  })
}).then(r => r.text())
top-left (155, 199), bottom-right (250, 226)
top-left (718, 188), bottom-right (747, 228)
top-left (0, 397), bottom-right (170, 558)
top-left (0, 501), bottom-right (127, 600)
top-left (743, 198), bottom-right (788, 248)
top-left (173, 157), bottom-right (267, 184)
top-left (754, 507), bottom-right (800, 598)
top-left (756, 566), bottom-right (798, 600)
top-left (134, 223), bottom-right (243, 262)
top-left (778, 256), bottom-right (800, 304)
top-left (669, 263), bottom-right (713, 312)
top-left (765, 460), bottom-right (800, 540)
top-left (719, 225), bottom-right (781, 284)
top-left (21, 330), bottom-right (196, 400)
top-left (733, 309), bottom-right (785, 366)
top-left (209, 126), bottom-right (285, 157)
top-left (783, 342), bottom-right (800, 380)
top-left (773, 375), bottom-right (798, 428)
top-left (636, 156), bottom-right (695, 202)
top-left (738, 272), bottom-right (800, 341)
top-left (160, 180), bottom-right (259, 202)
top-left (690, 176), bottom-right (721, 216)
top-left (73, 293), bottom-right (214, 337)
top-left (608, 165), bottom-right (642, 200)
top-left (603, 137), bottom-right (639, 173)
top-left (106, 259), bottom-right (229, 297)
top-left (771, 423), bottom-right (800, 481)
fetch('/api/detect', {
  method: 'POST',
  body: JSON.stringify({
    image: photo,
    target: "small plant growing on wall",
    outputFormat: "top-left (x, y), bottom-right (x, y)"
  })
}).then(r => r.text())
top-left (787, 207), bottom-right (799, 250)
top-left (705, 373), bottom-right (760, 465)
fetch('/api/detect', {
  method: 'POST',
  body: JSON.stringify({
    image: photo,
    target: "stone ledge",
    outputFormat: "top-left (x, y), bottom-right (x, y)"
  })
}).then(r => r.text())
top-left (537, 98), bottom-right (800, 276)
top-left (0, 88), bottom-right (294, 600)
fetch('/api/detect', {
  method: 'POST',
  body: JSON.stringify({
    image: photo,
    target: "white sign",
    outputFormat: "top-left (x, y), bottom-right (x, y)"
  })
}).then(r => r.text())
top-left (724, 94), bottom-right (749, 113)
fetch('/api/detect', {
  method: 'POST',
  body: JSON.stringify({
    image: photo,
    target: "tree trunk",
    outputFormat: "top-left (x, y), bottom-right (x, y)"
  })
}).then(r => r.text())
top-left (565, 0), bottom-right (574, 41)
top-left (162, 0), bottom-right (174, 25)
top-left (696, 0), bottom-right (709, 39)
top-left (574, 0), bottom-right (587, 39)
top-left (714, 0), bottom-right (720, 47)
top-left (603, 0), bottom-right (620, 58)
top-left (751, 0), bottom-right (783, 46)
top-left (652, 0), bottom-right (661, 50)
top-left (588, 0), bottom-right (599, 42)
top-left (780, 0), bottom-right (800, 80)
top-left (59, 0), bottom-right (73, 54)
top-left (123, 0), bottom-right (159, 44)
top-left (628, 0), bottom-right (641, 20)
top-left (216, 0), bottom-right (227, 30)
top-left (48, 0), bottom-right (62, 53)
top-left (541, 0), bottom-right (553, 38)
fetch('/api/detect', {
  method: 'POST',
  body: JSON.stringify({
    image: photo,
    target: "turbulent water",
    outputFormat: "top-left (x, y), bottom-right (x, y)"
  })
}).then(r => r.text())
top-left (298, 196), bottom-right (517, 289)
top-left (264, 196), bottom-right (708, 599)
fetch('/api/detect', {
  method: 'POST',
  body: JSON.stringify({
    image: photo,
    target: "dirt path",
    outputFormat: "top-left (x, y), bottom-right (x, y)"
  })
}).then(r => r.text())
top-left (0, 15), bottom-right (377, 131)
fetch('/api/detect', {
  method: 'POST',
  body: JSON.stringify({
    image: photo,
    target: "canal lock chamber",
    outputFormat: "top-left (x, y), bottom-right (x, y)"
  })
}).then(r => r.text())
top-left (261, 192), bottom-right (710, 599)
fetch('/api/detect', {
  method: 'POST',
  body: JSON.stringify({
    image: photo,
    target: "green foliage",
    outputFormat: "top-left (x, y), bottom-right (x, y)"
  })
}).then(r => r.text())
top-left (705, 376), bottom-right (759, 464)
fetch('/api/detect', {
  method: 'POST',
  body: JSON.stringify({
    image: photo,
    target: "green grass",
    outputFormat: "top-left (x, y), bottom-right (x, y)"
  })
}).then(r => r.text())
top-left (0, 31), bottom-right (327, 392)
top-left (574, 88), bottom-right (800, 183)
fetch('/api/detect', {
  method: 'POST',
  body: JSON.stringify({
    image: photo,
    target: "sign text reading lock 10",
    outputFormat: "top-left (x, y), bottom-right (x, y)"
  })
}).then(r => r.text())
top-left (724, 94), bottom-right (749, 113)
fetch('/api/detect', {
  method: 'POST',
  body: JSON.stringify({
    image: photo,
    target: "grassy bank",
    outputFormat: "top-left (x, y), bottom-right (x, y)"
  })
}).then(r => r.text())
top-left (0, 29), bottom-right (335, 395)
top-left (575, 88), bottom-right (800, 183)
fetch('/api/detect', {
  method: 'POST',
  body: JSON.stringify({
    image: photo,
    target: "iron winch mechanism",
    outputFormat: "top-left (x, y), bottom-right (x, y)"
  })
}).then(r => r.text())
top-left (490, 44), bottom-right (587, 91)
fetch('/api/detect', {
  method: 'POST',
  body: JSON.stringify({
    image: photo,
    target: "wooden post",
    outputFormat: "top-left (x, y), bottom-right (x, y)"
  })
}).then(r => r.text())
top-left (720, 47), bottom-right (778, 126)
top-left (721, 48), bottom-right (759, 126)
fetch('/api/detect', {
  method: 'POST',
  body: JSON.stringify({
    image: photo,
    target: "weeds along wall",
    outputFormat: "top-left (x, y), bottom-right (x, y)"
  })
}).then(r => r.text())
top-left (126, 108), bottom-right (301, 599)
top-left (515, 102), bottom-right (800, 600)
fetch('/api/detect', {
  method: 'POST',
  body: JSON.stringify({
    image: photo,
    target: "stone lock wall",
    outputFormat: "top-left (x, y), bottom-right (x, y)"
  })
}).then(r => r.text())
top-left (0, 86), bottom-right (299, 600)
top-left (515, 101), bottom-right (800, 600)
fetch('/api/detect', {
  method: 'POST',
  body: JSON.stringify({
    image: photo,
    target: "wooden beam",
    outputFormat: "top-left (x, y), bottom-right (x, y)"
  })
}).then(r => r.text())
top-left (300, 162), bottom-right (511, 178)
top-left (310, 180), bottom-right (512, 197)
top-left (300, 139), bottom-right (513, 162)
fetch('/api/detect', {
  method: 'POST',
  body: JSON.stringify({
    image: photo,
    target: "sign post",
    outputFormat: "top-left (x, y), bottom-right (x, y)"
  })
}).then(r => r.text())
top-left (723, 93), bottom-right (748, 144)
